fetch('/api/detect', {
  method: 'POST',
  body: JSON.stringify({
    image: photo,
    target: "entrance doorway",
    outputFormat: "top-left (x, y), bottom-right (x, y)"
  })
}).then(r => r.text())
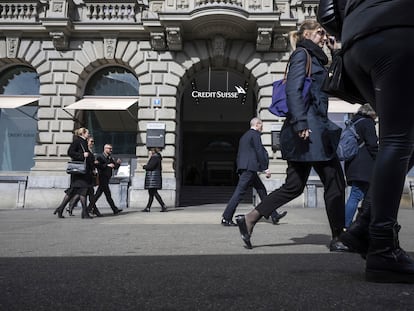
top-left (179, 68), bottom-right (256, 206)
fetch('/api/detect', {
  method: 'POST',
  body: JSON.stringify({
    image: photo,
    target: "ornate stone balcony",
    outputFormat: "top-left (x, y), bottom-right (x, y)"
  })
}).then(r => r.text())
top-left (83, 0), bottom-right (144, 22)
top-left (0, 1), bottom-right (44, 22)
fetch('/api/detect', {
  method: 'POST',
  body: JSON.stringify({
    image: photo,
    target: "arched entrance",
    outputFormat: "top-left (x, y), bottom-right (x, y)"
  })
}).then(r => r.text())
top-left (179, 67), bottom-right (256, 205)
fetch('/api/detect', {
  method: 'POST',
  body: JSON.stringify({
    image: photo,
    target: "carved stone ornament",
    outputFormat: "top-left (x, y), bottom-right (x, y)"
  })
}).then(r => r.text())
top-left (6, 37), bottom-right (20, 58)
top-left (212, 36), bottom-right (225, 57)
top-left (104, 37), bottom-right (118, 59)
top-left (256, 27), bottom-right (272, 51)
top-left (273, 35), bottom-right (289, 52)
top-left (50, 32), bottom-right (69, 50)
top-left (166, 27), bottom-right (182, 51)
top-left (150, 32), bottom-right (166, 50)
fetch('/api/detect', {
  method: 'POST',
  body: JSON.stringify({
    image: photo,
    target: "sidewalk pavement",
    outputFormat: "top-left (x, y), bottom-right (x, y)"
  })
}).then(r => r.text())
top-left (1, 204), bottom-right (414, 310)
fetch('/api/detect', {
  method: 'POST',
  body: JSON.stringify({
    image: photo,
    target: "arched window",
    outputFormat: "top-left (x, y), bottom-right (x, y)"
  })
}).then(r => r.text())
top-left (83, 66), bottom-right (139, 156)
top-left (0, 66), bottom-right (39, 171)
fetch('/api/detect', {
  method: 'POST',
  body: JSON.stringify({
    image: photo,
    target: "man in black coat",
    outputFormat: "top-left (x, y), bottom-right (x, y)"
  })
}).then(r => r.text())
top-left (93, 144), bottom-right (122, 215)
top-left (221, 117), bottom-right (286, 226)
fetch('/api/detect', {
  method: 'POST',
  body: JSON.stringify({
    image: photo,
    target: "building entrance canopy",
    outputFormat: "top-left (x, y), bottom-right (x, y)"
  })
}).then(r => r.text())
top-left (0, 96), bottom-right (39, 109)
top-left (64, 97), bottom-right (138, 111)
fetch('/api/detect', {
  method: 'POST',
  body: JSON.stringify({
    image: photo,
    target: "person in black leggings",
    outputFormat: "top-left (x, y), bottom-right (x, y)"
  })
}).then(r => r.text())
top-left (335, 0), bottom-right (414, 283)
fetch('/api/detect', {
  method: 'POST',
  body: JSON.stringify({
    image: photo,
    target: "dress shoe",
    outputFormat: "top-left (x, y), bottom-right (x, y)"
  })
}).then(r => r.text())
top-left (160, 206), bottom-right (168, 212)
top-left (221, 218), bottom-right (237, 226)
top-left (113, 208), bottom-right (123, 215)
top-left (329, 237), bottom-right (350, 252)
top-left (271, 211), bottom-right (287, 225)
top-left (81, 213), bottom-right (92, 219)
top-left (142, 207), bottom-right (150, 212)
top-left (92, 209), bottom-right (103, 217)
top-left (235, 215), bottom-right (252, 249)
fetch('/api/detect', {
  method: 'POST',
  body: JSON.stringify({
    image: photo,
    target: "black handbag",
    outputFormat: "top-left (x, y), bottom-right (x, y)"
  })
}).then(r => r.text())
top-left (66, 142), bottom-right (87, 175)
top-left (66, 160), bottom-right (86, 175)
top-left (322, 51), bottom-right (366, 104)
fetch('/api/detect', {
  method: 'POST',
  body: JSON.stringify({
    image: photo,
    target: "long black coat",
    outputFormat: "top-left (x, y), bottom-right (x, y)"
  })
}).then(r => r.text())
top-left (67, 137), bottom-right (94, 188)
top-left (236, 129), bottom-right (269, 173)
top-left (280, 46), bottom-right (341, 162)
top-left (344, 114), bottom-right (378, 185)
top-left (144, 152), bottom-right (162, 189)
top-left (339, 0), bottom-right (414, 48)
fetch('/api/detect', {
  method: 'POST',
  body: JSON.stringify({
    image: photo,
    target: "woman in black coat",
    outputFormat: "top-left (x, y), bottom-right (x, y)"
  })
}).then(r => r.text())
top-left (344, 104), bottom-right (378, 227)
top-left (142, 148), bottom-right (167, 212)
top-left (54, 127), bottom-right (94, 219)
top-left (236, 20), bottom-right (347, 252)
top-left (332, 0), bottom-right (414, 283)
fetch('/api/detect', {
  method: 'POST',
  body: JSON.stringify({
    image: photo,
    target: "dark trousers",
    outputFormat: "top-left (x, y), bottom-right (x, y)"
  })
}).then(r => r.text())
top-left (222, 170), bottom-right (267, 221)
top-left (146, 188), bottom-right (165, 209)
top-left (344, 28), bottom-right (414, 231)
top-left (94, 181), bottom-right (117, 211)
top-left (255, 159), bottom-right (345, 237)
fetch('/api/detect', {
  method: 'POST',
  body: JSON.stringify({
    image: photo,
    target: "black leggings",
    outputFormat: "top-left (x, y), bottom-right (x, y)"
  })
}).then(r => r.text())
top-left (344, 28), bottom-right (414, 229)
top-left (146, 188), bottom-right (165, 209)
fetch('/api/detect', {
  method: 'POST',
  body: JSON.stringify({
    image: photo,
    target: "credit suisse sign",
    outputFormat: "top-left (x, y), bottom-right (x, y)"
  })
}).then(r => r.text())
top-left (191, 86), bottom-right (246, 99)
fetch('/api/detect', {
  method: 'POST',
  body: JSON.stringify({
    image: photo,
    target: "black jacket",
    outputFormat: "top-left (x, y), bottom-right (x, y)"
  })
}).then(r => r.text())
top-left (339, 0), bottom-right (414, 49)
top-left (236, 128), bottom-right (269, 173)
top-left (96, 153), bottom-right (120, 183)
top-left (344, 114), bottom-right (378, 184)
top-left (280, 41), bottom-right (341, 162)
top-left (67, 136), bottom-right (94, 188)
top-left (144, 152), bottom-right (162, 189)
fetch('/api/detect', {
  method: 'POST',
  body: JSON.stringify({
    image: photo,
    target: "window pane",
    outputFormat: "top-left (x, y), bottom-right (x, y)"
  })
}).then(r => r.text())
top-left (0, 66), bottom-right (39, 95)
top-left (85, 67), bottom-right (139, 96)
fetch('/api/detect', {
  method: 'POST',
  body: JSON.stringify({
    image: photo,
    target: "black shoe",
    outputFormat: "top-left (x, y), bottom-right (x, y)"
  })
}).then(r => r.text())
top-left (366, 247), bottom-right (414, 283)
top-left (221, 218), bottom-right (237, 227)
top-left (340, 227), bottom-right (369, 259)
top-left (329, 237), bottom-right (350, 252)
top-left (113, 208), bottom-right (122, 215)
top-left (54, 208), bottom-right (65, 218)
top-left (160, 206), bottom-right (167, 212)
top-left (81, 213), bottom-right (92, 219)
top-left (92, 209), bottom-right (103, 217)
top-left (235, 215), bottom-right (252, 249)
top-left (271, 211), bottom-right (287, 225)
top-left (142, 207), bottom-right (150, 212)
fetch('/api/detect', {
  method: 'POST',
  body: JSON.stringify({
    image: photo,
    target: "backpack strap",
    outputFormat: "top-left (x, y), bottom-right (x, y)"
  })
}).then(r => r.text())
top-left (350, 118), bottom-right (366, 148)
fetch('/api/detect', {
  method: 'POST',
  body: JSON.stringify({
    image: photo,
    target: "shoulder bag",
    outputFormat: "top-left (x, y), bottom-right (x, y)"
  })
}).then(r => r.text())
top-left (322, 50), bottom-right (366, 104)
top-left (66, 143), bottom-right (87, 175)
top-left (269, 48), bottom-right (312, 117)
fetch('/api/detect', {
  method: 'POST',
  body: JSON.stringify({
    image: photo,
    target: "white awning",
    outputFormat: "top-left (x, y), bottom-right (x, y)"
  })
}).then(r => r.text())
top-left (0, 96), bottom-right (39, 109)
top-left (328, 99), bottom-right (361, 113)
top-left (64, 98), bottom-right (138, 110)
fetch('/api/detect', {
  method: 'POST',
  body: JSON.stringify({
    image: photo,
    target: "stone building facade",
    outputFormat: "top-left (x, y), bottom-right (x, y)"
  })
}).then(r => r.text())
top-left (2, 0), bottom-right (377, 210)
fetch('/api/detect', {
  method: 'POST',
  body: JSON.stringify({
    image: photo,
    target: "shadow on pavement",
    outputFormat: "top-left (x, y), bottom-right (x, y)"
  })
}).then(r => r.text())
top-left (1, 253), bottom-right (413, 310)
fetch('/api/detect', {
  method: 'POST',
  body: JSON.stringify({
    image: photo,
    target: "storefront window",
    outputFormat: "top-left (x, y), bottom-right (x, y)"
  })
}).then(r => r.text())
top-left (0, 66), bottom-right (39, 171)
top-left (84, 67), bottom-right (139, 155)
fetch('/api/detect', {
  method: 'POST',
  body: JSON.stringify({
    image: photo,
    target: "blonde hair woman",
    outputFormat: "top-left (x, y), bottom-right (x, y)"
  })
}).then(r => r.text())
top-left (54, 128), bottom-right (95, 219)
top-left (236, 20), bottom-right (348, 252)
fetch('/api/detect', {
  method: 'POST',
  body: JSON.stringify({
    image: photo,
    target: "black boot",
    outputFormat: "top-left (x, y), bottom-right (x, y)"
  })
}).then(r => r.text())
top-left (53, 206), bottom-right (65, 218)
top-left (340, 202), bottom-right (371, 258)
top-left (366, 223), bottom-right (414, 283)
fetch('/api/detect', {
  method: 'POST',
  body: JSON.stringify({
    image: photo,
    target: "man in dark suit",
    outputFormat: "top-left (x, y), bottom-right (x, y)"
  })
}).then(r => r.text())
top-left (93, 144), bottom-right (122, 215)
top-left (221, 117), bottom-right (287, 226)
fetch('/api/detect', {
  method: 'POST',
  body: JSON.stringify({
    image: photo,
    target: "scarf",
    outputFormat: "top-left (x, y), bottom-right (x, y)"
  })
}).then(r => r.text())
top-left (296, 39), bottom-right (328, 65)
